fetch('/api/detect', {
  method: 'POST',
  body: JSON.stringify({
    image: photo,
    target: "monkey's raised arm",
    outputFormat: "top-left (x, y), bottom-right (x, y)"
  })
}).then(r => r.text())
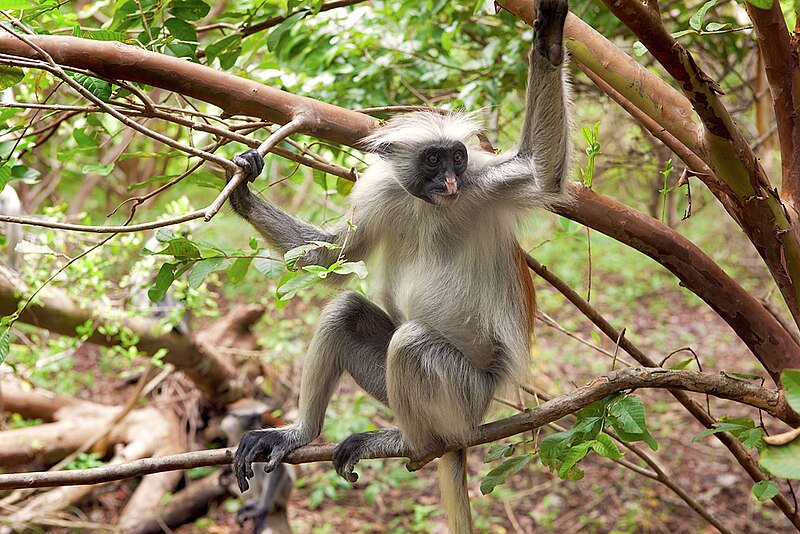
top-left (477, 1), bottom-right (570, 208)
top-left (227, 150), bottom-right (371, 267)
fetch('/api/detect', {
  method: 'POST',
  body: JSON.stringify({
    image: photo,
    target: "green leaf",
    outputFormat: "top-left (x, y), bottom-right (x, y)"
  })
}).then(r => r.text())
top-left (277, 270), bottom-right (323, 301)
top-left (146, 232), bottom-right (201, 260)
top-left (188, 257), bottom-right (230, 288)
top-left (704, 22), bottom-right (729, 31)
top-left (590, 331), bottom-right (601, 344)
top-left (558, 441), bottom-right (592, 479)
top-left (592, 433), bottom-right (624, 460)
top-left (72, 73), bottom-right (112, 103)
top-left (745, 0), bottom-right (774, 8)
top-left (632, 41), bottom-right (647, 57)
top-left (483, 443), bottom-right (514, 463)
top-left (608, 395), bottom-right (646, 434)
top-left (781, 369), bottom-right (800, 413)
top-left (761, 437), bottom-right (800, 479)
top-left (283, 241), bottom-right (339, 271)
top-left (668, 358), bottom-right (694, 370)
top-left (148, 263), bottom-right (177, 302)
top-left (331, 260), bottom-right (368, 279)
top-left (739, 427), bottom-right (765, 452)
top-left (690, 0), bottom-right (717, 31)
top-left (82, 29), bottom-right (128, 42)
top-left (480, 455), bottom-right (530, 495)
top-left (267, 10), bottom-right (309, 52)
top-left (0, 67), bottom-right (24, 90)
top-left (752, 480), bottom-right (780, 501)
top-left (81, 163), bottom-right (114, 176)
top-left (724, 371), bottom-right (762, 381)
top-left (253, 257), bottom-right (284, 279)
top-left (165, 17), bottom-right (197, 43)
top-left (228, 257), bottom-right (252, 283)
top-left (0, 0), bottom-right (32, 8)
top-left (187, 170), bottom-right (225, 190)
top-left (0, 326), bottom-right (10, 364)
top-left (168, 0), bottom-right (210, 20)
top-left (692, 422), bottom-right (749, 442)
top-left (671, 29), bottom-right (698, 40)
top-left (205, 34), bottom-right (242, 69)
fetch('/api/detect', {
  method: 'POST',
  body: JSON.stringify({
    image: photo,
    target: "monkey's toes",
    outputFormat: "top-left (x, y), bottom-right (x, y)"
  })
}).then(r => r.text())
top-left (333, 435), bottom-right (369, 483)
top-left (233, 429), bottom-right (286, 493)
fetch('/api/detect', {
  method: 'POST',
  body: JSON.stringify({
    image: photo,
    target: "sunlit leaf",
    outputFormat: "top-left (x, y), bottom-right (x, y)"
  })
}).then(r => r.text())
top-left (782, 369), bottom-right (800, 413)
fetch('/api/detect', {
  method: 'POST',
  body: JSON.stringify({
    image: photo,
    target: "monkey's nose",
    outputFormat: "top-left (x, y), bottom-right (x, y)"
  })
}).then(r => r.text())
top-left (444, 175), bottom-right (458, 195)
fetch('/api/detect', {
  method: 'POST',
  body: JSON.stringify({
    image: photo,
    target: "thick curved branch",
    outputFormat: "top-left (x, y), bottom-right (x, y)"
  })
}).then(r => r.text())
top-left (0, 34), bottom-right (378, 147)
top-left (745, 2), bottom-right (800, 204)
top-left (0, 367), bottom-right (787, 491)
top-left (2, 28), bottom-right (792, 376)
top-left (556, 183), bottom-right (800, 381)
top-left (594, 0), bottom-right (800, 331)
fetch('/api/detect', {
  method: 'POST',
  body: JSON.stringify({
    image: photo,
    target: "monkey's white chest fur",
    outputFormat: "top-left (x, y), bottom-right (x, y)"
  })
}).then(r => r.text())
top-left (354, 188), bottom-right (529, 376)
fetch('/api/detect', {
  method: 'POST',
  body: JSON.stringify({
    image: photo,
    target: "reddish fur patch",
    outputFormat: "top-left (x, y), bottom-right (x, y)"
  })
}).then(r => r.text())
top-left (514, 243), bottom-right (536, 344)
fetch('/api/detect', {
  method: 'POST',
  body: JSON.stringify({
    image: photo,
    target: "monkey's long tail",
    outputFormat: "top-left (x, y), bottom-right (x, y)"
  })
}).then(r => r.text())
top-left (438, 449), bottom-right (474, 533)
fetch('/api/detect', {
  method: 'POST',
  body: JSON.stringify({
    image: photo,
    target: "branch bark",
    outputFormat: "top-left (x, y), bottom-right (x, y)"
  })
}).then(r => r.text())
top-left (745, 1), bottom-right (800, 204)
top-left (594, 0), bottom-right (800, 332)
top-left (0, 367), bottom-right (789, 491)
top-left (0, 34), bottom-right (378, 147)
top-left (556, 183), bottom-right (800, 381)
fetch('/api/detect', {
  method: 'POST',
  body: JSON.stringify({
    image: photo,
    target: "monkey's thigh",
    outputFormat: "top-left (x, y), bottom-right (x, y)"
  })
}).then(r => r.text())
top-left (308, 291), bottom-right (395, 404)
top-left (386, 321), bottom-right (492, 452)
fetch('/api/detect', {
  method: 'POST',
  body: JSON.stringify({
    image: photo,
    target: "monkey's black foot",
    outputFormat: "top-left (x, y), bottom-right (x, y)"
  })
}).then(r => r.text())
top-left (228, 149), bottom-right (265, 184)
top-left (534, 0), bottom-right (568, 66)
top-left (332, 432), bottom-right (375, 483)
top-left (236, 501), bottom-right (262, 523)
top-left (233, 429), bottom-right (295, 493)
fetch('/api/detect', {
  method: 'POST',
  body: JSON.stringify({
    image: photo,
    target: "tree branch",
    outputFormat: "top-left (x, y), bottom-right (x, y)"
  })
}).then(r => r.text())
top-left (0, 367), bottom-right (787, 491)
top-left (554, 183), bottom-right (800, 381)
top-left (745, 1), bottom-right (800, 205)
top-left (525, 252), bottom-right (800, 528)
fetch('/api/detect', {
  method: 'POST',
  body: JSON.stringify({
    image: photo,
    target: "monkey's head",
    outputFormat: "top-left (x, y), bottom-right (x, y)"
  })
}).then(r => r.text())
top-left (365, 112), bottom-right (482, 206)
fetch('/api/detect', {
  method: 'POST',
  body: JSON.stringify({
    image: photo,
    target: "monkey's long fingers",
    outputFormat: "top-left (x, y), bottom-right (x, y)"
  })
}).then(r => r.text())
top-left (232, 150), bottom-right (265, 183)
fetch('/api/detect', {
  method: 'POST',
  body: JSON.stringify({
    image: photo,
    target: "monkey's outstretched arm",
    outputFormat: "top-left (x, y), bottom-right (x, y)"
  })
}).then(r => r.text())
top-left (228, 150), bottom-right (371, 266)
top-left (480, 0), bottom-right (570, 206)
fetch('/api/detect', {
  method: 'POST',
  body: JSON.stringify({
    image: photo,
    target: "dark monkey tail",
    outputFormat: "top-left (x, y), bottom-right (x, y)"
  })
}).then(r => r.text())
top-left (439, 448), bottom-right (474, 533)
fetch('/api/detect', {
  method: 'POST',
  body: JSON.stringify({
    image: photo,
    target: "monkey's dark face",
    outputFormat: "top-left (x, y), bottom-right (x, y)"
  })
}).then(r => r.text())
top-left (409, 141), bottom-right (468, 206)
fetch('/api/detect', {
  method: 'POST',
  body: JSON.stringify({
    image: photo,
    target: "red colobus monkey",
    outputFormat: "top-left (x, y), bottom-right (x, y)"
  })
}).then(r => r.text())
top-left (228, 1), bottom-right (570, 531)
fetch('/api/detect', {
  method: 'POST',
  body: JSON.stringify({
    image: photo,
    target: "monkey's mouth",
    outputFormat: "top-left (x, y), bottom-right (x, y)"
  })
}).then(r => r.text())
top-left (432, 193), bottom-right (459, 206)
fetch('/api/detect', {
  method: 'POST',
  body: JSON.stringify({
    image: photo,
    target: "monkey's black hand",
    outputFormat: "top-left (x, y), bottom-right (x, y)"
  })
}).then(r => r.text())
top-left (534, 0), bottom-right (568, 67)
top-left (332, 432), bottom-right (373, 483)
top-left (228, 149), bottom-right (265, 184)
top-left (233, 429), bottom-right (293, 493)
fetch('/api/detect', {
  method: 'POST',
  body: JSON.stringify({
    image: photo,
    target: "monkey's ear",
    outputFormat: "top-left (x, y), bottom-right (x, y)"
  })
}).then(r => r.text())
top-left (376, 142), bottom-right (395, 159)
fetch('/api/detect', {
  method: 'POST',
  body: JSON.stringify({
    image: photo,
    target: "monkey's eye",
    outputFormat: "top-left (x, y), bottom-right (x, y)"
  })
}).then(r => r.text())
top-left (453, 151), bottom-right (464, 165)
top-left (426, 153), bottom-right (440, 166)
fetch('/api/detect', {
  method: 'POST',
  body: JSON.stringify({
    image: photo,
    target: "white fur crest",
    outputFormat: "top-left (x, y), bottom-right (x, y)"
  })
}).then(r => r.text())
top-left (363, 111), bottom-right (484, 153)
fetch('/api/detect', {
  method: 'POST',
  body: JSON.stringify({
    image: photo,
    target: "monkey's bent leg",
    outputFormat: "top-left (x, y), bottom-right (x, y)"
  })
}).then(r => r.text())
top-left (330, 321), bottom-right (494, 502)
top-left (233, 291), bottom-right (395, 491)
top-left (386, 321), bottom-right (494, 452)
